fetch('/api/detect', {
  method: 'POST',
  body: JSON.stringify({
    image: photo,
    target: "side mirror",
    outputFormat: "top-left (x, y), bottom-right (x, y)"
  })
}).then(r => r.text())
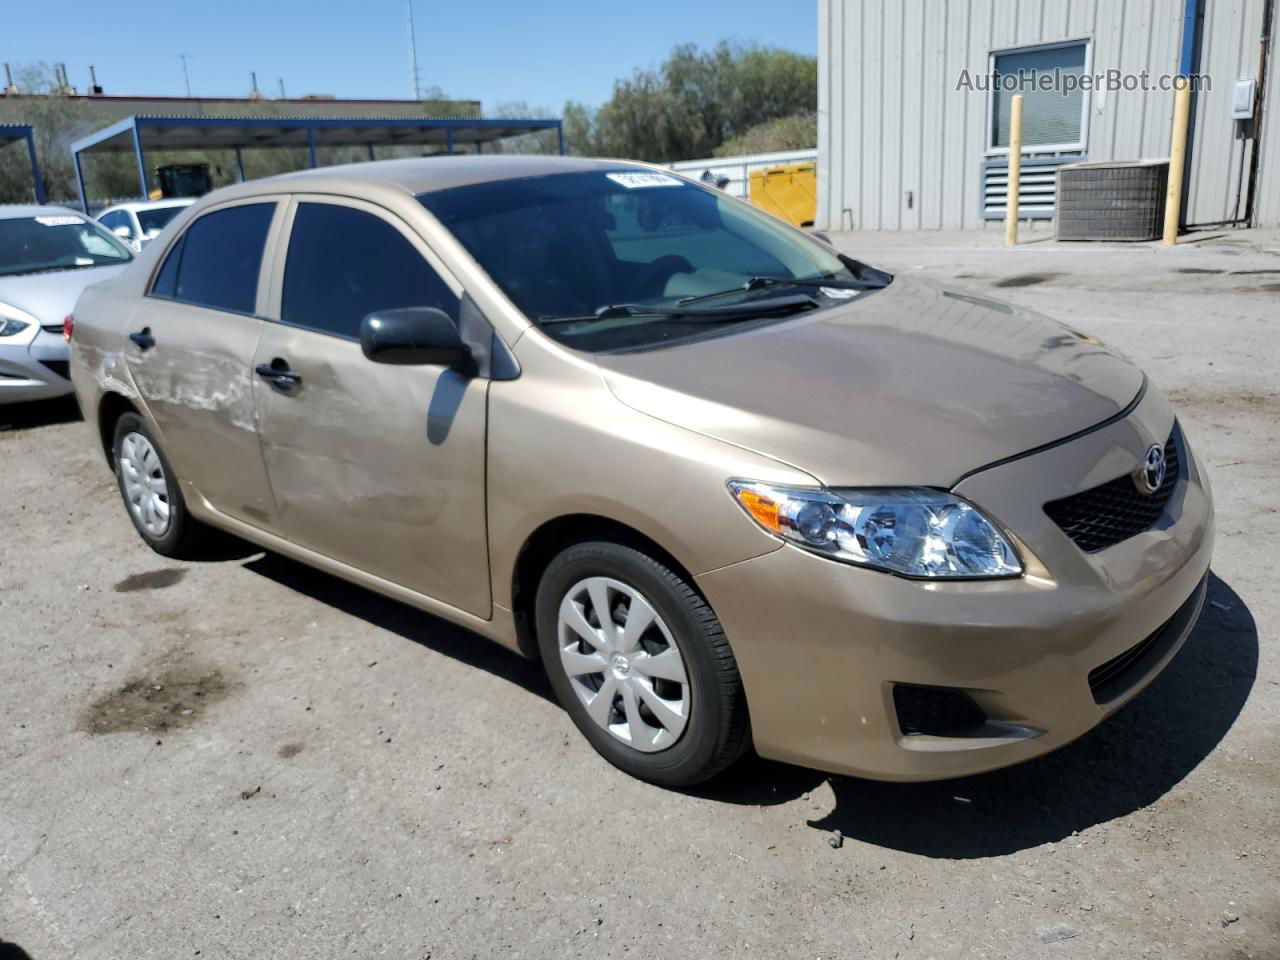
top-left (360, 307), bottom-right (469, 367)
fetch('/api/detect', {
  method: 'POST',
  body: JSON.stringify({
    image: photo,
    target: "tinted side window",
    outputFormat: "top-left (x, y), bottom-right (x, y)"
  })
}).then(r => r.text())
top-left (281, 203), bottom-right (459, 339)
top-left (99, 211), bottom-right (129, 235)
top-left (174, 203), bottom-right (275, 314)
top-left (151, 235), bottom-right (184, 298)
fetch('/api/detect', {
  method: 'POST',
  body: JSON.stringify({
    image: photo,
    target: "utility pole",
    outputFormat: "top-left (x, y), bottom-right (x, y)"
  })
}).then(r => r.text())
top-left (278, 77), bottom-right (287, 99)
top-left (406, 0), bottom-right (422, 100)
top-left (177, 53), bottom-right (192, 97)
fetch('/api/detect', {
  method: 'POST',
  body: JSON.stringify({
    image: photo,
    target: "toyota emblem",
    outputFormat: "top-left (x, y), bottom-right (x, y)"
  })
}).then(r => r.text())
top-left (1139, 444), bottom-right (1166, 494)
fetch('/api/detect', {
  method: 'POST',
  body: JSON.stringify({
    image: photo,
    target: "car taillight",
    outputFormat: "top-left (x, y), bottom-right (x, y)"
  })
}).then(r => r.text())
top-left (63, 314), bottom-right (73, 342)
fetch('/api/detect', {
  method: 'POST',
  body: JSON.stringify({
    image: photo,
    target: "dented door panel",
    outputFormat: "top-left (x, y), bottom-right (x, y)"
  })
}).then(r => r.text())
top-left (251, 322), bottom-right (492, 617)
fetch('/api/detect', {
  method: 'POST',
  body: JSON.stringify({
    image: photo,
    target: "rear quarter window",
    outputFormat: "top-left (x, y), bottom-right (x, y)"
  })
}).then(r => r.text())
top-left (150, 236), bottom-right (183, 298)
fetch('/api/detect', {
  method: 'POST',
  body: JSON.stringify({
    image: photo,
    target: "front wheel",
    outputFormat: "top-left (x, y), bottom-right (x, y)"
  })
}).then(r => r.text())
top-left (535, 541), bottom-right (750, 786)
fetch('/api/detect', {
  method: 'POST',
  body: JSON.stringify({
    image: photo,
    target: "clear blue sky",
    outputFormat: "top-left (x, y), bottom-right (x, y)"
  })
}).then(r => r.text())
top-left (5, 0), bottom-right (816, 110)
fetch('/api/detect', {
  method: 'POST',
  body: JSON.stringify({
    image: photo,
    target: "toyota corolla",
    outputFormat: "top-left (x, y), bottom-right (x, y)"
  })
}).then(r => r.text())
top-left (68, 157), bottom-right (1213, 786)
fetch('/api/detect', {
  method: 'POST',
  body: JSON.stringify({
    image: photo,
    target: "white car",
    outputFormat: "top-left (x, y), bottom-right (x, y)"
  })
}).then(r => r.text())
top-left (96, 198), bottom-right (195, 251)
top-left (0, 205), bottom-right (133, 403)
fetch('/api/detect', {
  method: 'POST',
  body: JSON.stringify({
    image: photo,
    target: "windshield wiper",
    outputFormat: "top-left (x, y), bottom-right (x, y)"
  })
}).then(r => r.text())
top-left (677, 274), bottom-right (881, 306)
top-left (539, 294), bottom-right (821, 326)
top-left (539, 303), bottom-right (689, 325)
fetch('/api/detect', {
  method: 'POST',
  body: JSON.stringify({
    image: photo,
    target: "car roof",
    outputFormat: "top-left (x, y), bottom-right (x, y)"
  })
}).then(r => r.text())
top-left (203, 155), bottom-right (657, 204)
top-left (0, 204), bottom-right (86, 221)
top-left (99, 198), bottom-right (196, 214)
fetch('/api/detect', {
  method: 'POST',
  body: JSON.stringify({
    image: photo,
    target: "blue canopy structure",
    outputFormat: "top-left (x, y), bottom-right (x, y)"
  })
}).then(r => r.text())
top-left (1, 124), bottom-right (47, 204)
top-left (69, 113), bottom-right (565, 211)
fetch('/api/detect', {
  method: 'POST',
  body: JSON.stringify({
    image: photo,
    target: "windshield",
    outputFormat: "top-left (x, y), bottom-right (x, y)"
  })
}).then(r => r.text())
top-left (419, 171), bottom-right (886, 352)
top-left (0, 214), bottom-right (133, 277)
top-left (136, 205), bottom-right (186, 237)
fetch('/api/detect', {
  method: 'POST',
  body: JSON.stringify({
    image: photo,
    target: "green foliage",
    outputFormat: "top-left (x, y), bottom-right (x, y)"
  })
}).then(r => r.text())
top-left (565, 42), bottom-right (816, 163)
top-left (483, 101), bottom-right (561, 155)
top-left (0, 64), bottom-right (136, 203)
top-left (714, 112), bottom-right (817, 157)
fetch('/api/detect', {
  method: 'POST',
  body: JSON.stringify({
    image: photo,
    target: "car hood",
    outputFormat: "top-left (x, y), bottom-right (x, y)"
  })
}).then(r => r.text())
top-left (0, 264), bottom-right (129, 324)
top-left (595, 275), bottom-right (1145, 487)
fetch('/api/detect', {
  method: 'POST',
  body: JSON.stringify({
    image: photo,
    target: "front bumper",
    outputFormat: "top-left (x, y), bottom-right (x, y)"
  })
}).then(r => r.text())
top-left (696, 387), bottom-right (1214, 781)
top-left (0, 330), bottom-right (73, 404)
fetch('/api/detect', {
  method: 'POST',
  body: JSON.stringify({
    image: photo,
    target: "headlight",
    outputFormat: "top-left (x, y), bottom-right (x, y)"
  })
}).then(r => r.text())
top-left (728, 481), bottom-right (1022, 579)
top-left (0, 302), bottom-right (37, 337)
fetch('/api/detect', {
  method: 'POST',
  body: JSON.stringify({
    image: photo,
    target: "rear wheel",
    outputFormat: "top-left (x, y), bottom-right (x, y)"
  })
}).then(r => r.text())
top-left (112, 412), bottom-right (209, 558)
top-left (535, 540), bottom-right (750, 786)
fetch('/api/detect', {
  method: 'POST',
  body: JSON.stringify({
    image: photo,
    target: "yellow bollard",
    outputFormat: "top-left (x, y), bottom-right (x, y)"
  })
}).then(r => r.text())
top-left (1004, 94), bottom-right (1024, 246)
top-left (1163, 83), bottom-right (1193, 245)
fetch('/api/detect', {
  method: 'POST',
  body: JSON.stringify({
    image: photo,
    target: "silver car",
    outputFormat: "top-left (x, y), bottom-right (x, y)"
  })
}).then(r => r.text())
top-left (0, 205), bottom-right (133, 404)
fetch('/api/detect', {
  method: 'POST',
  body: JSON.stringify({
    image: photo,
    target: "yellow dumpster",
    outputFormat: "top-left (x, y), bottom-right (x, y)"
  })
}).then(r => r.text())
top-left (748, 163), bottom-right (817, 227)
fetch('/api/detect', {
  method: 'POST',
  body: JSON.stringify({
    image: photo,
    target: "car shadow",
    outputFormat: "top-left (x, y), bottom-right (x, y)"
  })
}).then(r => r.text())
top-left (690, 571), bottom-right (1257, 859)
top-left (0, 395), bottom-right (81, 431)
top-left (233, 547), bottom-right (1253, 858)
top-left (240, 551), bottom-right (555, 704)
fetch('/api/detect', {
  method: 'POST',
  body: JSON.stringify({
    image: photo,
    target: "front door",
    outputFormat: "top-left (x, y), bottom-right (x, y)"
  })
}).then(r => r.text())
top-left (126, 199), bottom-right (282, 528)
top-left (251, 197), bottom-right (491, 617)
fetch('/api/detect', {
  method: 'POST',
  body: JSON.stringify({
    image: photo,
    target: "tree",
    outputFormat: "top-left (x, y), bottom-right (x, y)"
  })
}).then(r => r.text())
top-left (0, 64), bottom-right (138, 203)
top-left (714, 112), bottom-right (817, 157)
top-left (561, 101), bottom-right (600, 156)
top-left (566, 42), bottom-right (816, 163)
top-left (484, 100), bottom-right (560, 154)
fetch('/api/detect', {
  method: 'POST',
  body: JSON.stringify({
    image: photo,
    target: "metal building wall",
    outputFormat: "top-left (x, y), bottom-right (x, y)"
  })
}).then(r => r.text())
top-left (1184, 0), bottom-right (1269, 225)
top-left (819, 0), bottom-right (1273, 230)
top-left (1253, 10), bottom-right (1280, 226)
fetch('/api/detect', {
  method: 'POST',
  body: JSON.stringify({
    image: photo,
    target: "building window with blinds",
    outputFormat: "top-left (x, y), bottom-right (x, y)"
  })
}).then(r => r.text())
top-left (988, 41), bottom-right (1090, 152)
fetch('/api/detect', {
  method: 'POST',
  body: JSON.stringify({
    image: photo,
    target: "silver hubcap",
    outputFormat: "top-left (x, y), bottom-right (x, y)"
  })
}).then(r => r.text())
top-left (119, 431), bottom-right (171, 537)
top-left (557, 576), bottom-right (691, 753)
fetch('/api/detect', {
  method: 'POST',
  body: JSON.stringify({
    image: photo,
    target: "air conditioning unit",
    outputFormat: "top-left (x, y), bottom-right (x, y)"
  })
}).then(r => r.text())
top-left (1056, 160), bottom-right (1169, 241)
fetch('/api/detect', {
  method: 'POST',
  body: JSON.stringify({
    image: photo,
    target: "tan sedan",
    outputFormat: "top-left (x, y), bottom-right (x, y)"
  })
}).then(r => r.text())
top-left (69, 157), bottom-right (1213, 786)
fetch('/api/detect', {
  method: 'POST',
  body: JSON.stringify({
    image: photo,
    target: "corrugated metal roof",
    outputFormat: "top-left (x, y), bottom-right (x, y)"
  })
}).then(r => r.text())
top-left (0, 122), bottom-right (33, 146)
top-left (71, 114), bottom-right (563, 154)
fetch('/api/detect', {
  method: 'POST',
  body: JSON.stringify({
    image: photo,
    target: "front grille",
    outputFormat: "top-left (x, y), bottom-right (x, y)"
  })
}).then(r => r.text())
top-left (38, 360), bottom-right (70, 380)
top-left (1088, 575), bottom-right (1206, 704)
top-left (893, 684), bottom-right (986, 737)
top-left (1044, 426), bottom-right (1181, 553)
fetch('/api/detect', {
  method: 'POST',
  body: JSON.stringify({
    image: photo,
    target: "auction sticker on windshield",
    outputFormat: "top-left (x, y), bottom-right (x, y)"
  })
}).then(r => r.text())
top-left (607, 172), bottom-right (683, 189)
top-left (35, 216), bottom-right (83, 227)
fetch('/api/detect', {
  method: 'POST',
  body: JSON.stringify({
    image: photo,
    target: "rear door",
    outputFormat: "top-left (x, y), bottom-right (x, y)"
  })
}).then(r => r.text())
top-left (251, 196), bottom-right (491, 616)
top-left (126, 198), bottom-right (284, 528)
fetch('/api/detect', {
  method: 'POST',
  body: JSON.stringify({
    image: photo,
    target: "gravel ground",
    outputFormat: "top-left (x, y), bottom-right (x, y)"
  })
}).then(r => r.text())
top-left (2, 228), bottom-right (1277, 960)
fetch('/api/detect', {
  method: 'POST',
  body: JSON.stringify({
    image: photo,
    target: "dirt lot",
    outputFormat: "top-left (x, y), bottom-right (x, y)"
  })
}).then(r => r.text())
top-left (2, 228), bottom-right (1278, 960)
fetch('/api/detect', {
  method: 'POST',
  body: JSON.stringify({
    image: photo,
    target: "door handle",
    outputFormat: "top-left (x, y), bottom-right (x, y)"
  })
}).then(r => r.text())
top-left (255, 360), bottom-right (302, 391)
top-left (128, 327), bottom-right (155, 350)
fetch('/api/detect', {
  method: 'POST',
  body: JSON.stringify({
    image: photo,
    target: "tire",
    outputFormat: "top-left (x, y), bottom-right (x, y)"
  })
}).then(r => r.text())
top-left (111, 412), bottom-right (209, 558)
top-left (535, 540), bottom-right (750, 786)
